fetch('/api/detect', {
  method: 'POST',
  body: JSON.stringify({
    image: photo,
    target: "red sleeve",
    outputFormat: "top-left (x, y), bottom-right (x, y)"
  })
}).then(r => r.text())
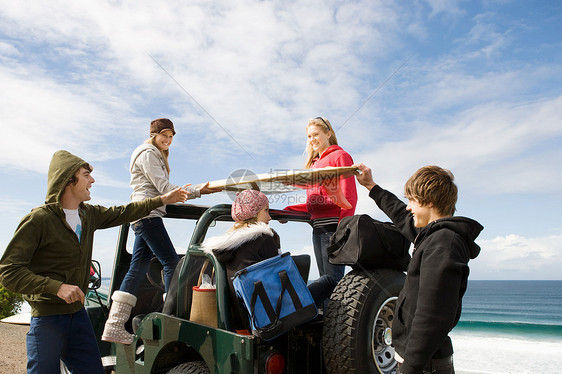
top-left (334, 152), bottom-right (357, 220)
top-left (284, 204), bottom-right (308, 213)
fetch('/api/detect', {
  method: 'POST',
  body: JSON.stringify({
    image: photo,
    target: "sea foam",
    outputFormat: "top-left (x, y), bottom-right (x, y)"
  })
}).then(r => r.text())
top-left (450, 330), bottom-right (562, 374)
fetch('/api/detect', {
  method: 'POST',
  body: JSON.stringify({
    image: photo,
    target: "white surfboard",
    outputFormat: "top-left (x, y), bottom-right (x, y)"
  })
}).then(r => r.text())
top-left (203, 166), bottom-right (357, 190)
top-left (200, 166), bottom-right (358, 209)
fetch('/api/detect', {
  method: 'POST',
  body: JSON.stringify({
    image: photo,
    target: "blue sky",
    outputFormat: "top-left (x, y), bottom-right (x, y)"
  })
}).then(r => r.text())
top-left (0, 1), bottom-right (561, 280)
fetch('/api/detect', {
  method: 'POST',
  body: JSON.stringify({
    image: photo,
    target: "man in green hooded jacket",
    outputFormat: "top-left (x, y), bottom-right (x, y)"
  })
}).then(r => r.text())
top-left (0, 150), bottom-right (188, 374)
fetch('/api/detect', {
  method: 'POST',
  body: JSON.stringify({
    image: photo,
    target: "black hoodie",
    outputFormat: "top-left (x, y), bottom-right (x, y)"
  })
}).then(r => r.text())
top-left (369, 185), bottom-right (483, 374)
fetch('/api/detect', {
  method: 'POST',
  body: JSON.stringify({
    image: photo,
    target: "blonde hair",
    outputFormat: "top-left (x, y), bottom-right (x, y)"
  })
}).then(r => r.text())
top-left (231, 217), bottom-right (259, 231)
top-left (146, 134), bottom-right (171, 173)
top-left (304, 117), bottom-right (338, 168)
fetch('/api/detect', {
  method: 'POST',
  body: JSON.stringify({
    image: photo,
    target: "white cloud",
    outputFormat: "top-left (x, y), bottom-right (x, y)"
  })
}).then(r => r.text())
top-left (426, 0), bottom-right (465, 17)
top-left (1, 1), bottom-right (561, 282)
top-left (0, 1), bottom-right (416, 168)
top-left (0, 66), bottom-right (139, 173)
top-left (0, 41), bottom-right (19, 57)
top-left (472, 233), bottom-right (562, 280)
top-left (350, 94), bottom-right (562, 197)
top-left (0, 197), bottom-right (36, 216)
top-left (457, 11), bottom-right (512, 59)
top-left (2, 2), bottom-right (558, 165)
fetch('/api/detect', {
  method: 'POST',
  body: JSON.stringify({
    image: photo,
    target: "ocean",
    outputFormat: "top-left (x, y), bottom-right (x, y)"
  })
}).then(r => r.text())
top-left (450, 280), bottom-right (562, 374)
top-left (15, 280), bottom-right (560, 373)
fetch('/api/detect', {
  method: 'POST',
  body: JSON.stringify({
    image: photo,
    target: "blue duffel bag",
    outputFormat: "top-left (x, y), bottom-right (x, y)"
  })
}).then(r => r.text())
top-left (232, 252), bottom-right (318, 340)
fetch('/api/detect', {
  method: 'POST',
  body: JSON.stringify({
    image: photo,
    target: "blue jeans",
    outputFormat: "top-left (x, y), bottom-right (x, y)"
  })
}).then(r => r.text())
top-left (312, 229), bottom-right (345, 283)
top-left (27, 308), bottom-right (103, 374)
top-left (120, 217), bottom-right (179, 294)
top-left (308, 275), bottom-right (337, 307)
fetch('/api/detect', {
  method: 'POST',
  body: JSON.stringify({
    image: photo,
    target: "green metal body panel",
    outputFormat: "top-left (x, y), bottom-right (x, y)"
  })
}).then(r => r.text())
top-left (114, 313), bottom-right (257, 373)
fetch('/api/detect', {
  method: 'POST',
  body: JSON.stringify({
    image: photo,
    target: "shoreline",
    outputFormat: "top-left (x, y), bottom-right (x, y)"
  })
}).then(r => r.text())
top-left (2, 320), bottom-right (561, 374)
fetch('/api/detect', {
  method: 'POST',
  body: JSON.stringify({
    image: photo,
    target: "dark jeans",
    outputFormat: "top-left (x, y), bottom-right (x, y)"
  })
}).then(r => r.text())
top-left (27, 308), bottom-right (104, 374)
top-left (423, 355), bottom-right (455, 374)
top-left (312, 228), bottom-right (344, 283)
top-left (120, 217), bottom-right (179, 294)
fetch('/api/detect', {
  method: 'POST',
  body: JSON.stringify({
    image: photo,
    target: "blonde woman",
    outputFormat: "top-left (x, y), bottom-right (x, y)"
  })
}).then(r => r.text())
top-left (102, 118), bottom-right (218, 344)
top-left (285, 117), bottom-right (357, 284)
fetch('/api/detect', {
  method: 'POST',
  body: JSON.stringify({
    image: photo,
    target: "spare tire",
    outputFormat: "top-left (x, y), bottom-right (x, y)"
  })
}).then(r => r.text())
top-left (167, 361), bottom-right (210, 374)
top-left (323, 268), bottom-right (405, 374)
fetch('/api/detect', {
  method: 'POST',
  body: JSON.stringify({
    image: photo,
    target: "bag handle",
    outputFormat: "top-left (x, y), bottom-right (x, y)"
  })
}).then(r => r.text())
top-left (249, 269), bottom-right (304, 336)
top-left (326, 225), bottom-right (351, 254)
top-left (196, 258), bottom-right (215, 287)
top-left (250, 281), bottom-right (278, 326)
top-left (275, 270), bottom-right (303, 315)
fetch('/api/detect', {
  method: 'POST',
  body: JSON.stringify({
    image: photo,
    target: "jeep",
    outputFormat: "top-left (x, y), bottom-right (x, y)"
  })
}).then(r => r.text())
top-left (84, 203), bottom-right (405, 374)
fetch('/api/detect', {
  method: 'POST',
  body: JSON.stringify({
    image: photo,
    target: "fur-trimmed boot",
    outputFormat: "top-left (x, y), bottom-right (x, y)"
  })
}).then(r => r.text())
top-left (101, 290), bottom-right (137, 344)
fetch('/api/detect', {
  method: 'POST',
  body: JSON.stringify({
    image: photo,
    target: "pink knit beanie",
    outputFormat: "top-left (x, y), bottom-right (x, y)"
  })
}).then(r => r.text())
top-left (231, 190), bottom-right (269, 222)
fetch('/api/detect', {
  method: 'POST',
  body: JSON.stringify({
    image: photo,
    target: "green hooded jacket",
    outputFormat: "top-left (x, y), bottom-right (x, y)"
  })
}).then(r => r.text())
top-left (0, 150), bottom-right (164, 317)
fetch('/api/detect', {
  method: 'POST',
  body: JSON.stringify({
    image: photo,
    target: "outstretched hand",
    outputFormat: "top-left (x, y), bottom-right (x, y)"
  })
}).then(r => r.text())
top-left (161, 187), bottom-right (189, 204)
top-left (199, 182), bottom-right (222, 195)
top-left (353, 163), bottom-right (377, 191)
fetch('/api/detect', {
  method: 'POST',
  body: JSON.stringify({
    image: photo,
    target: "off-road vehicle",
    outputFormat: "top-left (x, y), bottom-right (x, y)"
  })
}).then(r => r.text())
top-left (84, 203), bottom-right (406, 374)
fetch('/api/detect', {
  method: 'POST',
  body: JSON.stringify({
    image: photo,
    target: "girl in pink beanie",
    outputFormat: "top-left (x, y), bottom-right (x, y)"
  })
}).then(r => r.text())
top-left (202, 189), bottom-right (336, 333)
top-left (231, 189), bottom-right (271, 226)
top-left (202, 190), bottom-right (277, 331)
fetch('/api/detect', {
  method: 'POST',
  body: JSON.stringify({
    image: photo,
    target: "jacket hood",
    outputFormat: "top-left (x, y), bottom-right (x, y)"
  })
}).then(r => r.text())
top-left (46, 150), bottom-right (89, 204)
top-left (130, 143), bottom-right (161, 172)
top-left (201, 222), bottom-right (275, 254)
top-left (318, 145), bottom-right (344, 160)
top-left (420, 216), bottom-right (483, 259)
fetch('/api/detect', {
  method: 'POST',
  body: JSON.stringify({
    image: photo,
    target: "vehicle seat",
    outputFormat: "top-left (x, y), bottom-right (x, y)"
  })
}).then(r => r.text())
top-left (131, 256), bottom-right (183, 333)
top-left (146, 256), bottom-right (165, 292)
top-left (161, 256), bottom-right (185, 316)
top-left (291, 254), bottom-right (310, 284)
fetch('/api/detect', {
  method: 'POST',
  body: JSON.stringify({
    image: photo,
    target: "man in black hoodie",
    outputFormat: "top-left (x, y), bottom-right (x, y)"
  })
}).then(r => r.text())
top-left (354, 164), bottom-right (483, 374)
